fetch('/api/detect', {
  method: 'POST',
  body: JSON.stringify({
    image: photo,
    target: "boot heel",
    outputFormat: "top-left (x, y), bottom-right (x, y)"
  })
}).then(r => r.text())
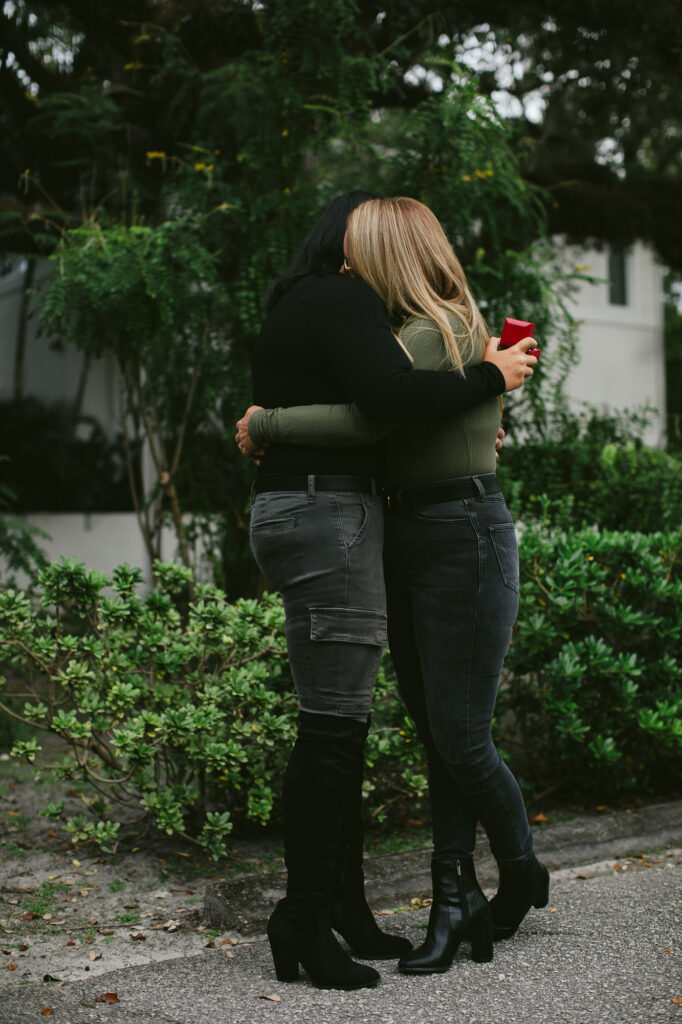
top-left (533, 865), bottom-right (550, 909)
top-left (469, 912), bottom-right (493, 963)
top-left (268, 933), bottom-right (300, 982)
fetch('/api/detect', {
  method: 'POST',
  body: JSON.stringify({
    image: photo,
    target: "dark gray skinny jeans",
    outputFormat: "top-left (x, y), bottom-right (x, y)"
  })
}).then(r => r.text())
top-left (384, 479), bottom-right (534, 868)
top-left (249, 481), bottom-right (387, 720)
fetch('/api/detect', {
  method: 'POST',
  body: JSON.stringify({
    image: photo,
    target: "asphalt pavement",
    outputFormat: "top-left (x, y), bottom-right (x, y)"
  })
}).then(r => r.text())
top-left (1, 801), bottom-right (680, 1024)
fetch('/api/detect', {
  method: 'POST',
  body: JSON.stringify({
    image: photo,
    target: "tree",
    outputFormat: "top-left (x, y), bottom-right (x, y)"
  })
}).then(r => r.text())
top-left (0, 0), bottom-right (594, 592)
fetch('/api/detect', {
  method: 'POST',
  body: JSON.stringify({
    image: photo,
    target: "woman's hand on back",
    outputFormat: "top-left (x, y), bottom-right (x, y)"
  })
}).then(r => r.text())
top-left (235, 405), bottom-right (266, 465)
top-left (483, 336), bottom-right (538, 391)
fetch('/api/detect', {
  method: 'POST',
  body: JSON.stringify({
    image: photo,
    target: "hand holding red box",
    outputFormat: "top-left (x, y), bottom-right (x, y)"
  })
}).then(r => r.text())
top-left (499, 317), bottom-right (540, 359)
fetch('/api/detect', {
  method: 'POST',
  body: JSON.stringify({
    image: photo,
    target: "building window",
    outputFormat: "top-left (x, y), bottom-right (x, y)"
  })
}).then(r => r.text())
top-left (608, 247), bottom-right (628, 306)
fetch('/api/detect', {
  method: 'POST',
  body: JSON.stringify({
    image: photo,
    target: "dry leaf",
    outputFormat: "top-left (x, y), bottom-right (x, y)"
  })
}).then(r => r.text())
top-left (130, 933), bottom-right (146, 941)
top-left (18, 945), bottom-right (28, 952)
top-left (66, 941), bottom-right (76, 947)
top-left (531, 813), bottom-right (549, 823)
top-left (42, 974), bottom-right (60, 983)
top-left (97, 930), bottom-right (114, 936)
top-left (85, 937), bottom-right (95, 944)
top-left (549, 908), bottom-right (558, 913)
top-left (40, 1009), bottom-right (54, 1016)
top-left (95, 992), bottom-right (120, 1004)
top-left (89, 951), bottom-right (102, 961)
top-left (576, 874), bottom-right (592, 880)
top-left (72, 859), bottom-right (81, 867)
top-left (204, 941), bottom-right (216, 948)
top-left (259, 995), bottom-right (281, 1002)
top-left (8, 963), bottom-right (17, 971)
top-left (663, 948), bottom-right (673, 952)
top-left (42, 913), bottom-right (52, 921)
top-left (672, 997), bottom-right (682, 1005)
top-left (21, 913), bottom-right (39, 921)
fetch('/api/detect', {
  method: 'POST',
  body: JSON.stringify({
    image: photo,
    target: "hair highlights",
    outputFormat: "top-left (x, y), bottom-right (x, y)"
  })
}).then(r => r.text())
top-left (345, 197), bottom-right (487, 372)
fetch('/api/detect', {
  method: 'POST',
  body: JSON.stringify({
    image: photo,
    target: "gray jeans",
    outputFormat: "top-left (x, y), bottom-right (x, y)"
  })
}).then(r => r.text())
top-left (249, 483), bottom-right (387, 719)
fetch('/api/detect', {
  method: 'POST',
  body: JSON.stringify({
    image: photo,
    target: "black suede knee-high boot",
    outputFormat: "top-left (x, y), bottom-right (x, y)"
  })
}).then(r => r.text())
top-left (330, 721), bottom-right (412, 960)
top-left (266, 712), bottom-right (380, 991)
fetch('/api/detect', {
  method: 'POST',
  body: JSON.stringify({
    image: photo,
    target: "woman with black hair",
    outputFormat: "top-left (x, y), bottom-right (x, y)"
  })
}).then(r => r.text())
top-left (242, 191), bottom-right (535, 991)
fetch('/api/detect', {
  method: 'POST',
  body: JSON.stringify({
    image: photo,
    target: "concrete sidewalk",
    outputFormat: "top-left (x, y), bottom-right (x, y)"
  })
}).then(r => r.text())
top-left (1, 802), bottom-right (680, 1024)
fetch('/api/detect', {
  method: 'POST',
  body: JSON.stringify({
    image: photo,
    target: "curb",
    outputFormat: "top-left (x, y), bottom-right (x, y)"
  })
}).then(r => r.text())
top-left (203, 798), bottom-right (682, 935)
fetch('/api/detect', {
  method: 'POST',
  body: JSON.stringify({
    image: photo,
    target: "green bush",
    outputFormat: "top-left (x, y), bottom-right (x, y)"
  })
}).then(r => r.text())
top-left (502, 526), bottom-right (682, 798)
top-left (498, 407), bottom-right (682, 533)
top-left (2, 532), bottom-right (680, 856)
top-left (0, 558), bottom-right (297, 857)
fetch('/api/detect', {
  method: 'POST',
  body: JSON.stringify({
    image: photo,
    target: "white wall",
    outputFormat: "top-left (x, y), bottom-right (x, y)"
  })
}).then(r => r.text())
top-left (560, 242), bottom-right (666, 446)
top-left (0, 260), bottom-right (120, 436)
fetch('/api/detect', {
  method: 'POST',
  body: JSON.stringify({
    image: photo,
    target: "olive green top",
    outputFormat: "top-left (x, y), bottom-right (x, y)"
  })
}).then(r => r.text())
top-left (248, 313), bottom-right (500, 488)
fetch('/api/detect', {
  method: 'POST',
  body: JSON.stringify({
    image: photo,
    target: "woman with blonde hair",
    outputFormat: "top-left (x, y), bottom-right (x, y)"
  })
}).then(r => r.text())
top-left (238, 196), bottom-right (548, 976)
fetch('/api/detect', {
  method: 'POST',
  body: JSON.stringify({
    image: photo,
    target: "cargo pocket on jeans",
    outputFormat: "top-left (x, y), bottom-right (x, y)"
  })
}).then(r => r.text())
top-left (489, 523), bottom-right (519, 593)
top-left (309, 607), bottom-right (388, 646)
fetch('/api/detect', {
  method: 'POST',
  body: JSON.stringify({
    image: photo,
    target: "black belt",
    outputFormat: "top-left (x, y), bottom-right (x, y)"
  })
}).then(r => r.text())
top-left (254, 474), bottom-right (377, 495)
top-left (385, 474), bottom-right (500, 509)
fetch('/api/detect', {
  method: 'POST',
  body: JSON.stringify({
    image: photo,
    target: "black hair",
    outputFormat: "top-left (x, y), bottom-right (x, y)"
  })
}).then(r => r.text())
top-left (265, 190), bottom-right (379, 312)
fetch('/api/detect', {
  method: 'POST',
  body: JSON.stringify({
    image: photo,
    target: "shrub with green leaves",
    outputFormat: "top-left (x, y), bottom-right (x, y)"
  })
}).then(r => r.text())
top-left (0, 558), bottom-right (297, 858)
top-left (501, 526), bottom-right (682, 798)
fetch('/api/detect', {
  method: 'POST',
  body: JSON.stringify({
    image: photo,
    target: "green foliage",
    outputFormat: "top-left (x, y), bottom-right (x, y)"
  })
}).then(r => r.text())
top-left (502, 526), bottom-right (682, 798)
top-left (498, 406), bottom-right (682, 532)
top-left (0, 559), bottom-right (297, 858)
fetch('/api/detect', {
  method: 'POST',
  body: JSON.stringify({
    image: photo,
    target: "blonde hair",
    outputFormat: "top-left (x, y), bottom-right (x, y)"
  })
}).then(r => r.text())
top-left (345, 197), bottom-right (488, 372)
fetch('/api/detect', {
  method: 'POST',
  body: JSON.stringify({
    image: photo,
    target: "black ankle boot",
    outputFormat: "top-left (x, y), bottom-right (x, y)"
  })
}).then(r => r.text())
top-left (490, 855), bottom-right (550, 941)
top-left (398, 857), bottom-right (493, 974)
top-left (331, 836), bottom-right (412, 960)
top-left (268, 712), bottom-right (380, 990)
top-left (268, 900), bottom-right (379, 990)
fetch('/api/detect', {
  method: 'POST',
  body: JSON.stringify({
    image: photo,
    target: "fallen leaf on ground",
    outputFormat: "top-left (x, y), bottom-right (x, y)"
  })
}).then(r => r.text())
top-left (42, 975), bottom-right (60, 983)
top-left (95, 992), bottom-right (120, 1004)
top-left (66, 941), bottom-right (76, 947)
top-left (40, 1009), bottom-right (54, 1016)
top-left (20, 913), bottom-right (40, 921)
top-left (204, 941), bottom-right (215, 948)
top-left (576, 874), bottom-right (592, 879)
top-left (549, 908), bottom-right (558, 913)
top-left (18, 945), bottom-right (27, 952)
top-left (89, 951), bottom-right (102, 961)
top-left (72, 859), bottom-right (81, 867)
top-left (672, 997), bottom-right (682, 1005)
top-left (130, 933), bottom-right (146, 941)
top-left (219, 939), bottom-right (234, 945)
top-left (97, 930), bottom-right (114, 936)
top-left (259, 995), bottom-right (281, 1002)
top-left (7, 963), bottom-right (17, 970)
top-left (531, 813), bottom-right (548, 823)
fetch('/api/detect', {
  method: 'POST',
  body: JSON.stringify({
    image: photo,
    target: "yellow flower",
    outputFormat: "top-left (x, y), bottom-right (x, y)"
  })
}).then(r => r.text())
top-left (134, 34), bottom-right (151, 44)
top-left (124, 61), bottom-right (144, 71)
top-left (283, 187), bottom-right (291, 195)
top-left (461, 174), bottom-right (472, 182)
top-left (281, 128), bottom-right (289, 137)
top-left (146, 151), bottom-right (166, 159)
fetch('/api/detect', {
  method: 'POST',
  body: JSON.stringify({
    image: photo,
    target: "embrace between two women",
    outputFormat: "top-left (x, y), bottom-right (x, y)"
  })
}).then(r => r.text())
top-left (234, 192), bottom-right (549, 990)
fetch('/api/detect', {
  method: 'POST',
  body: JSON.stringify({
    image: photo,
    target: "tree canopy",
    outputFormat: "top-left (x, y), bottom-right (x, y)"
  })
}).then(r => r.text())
top-left (1, 0), bottom-right (679, 266)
